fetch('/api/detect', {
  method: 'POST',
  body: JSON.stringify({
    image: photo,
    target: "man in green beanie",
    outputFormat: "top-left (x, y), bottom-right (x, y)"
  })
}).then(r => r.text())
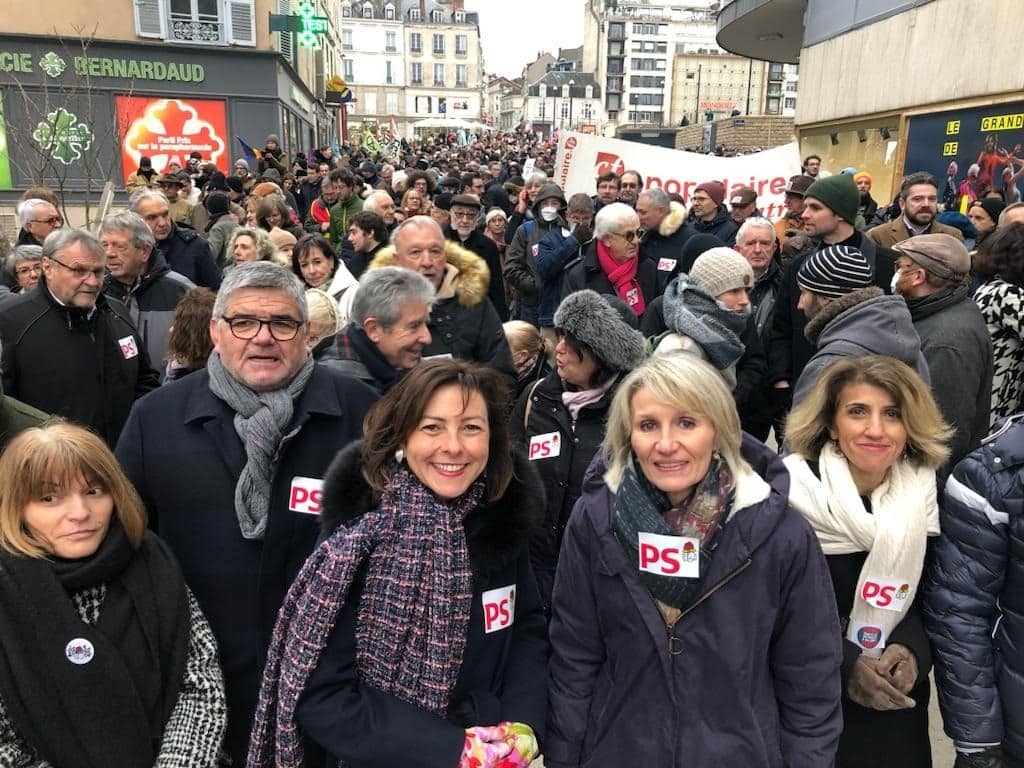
top-left (765, 172), bottom-right (899, 439)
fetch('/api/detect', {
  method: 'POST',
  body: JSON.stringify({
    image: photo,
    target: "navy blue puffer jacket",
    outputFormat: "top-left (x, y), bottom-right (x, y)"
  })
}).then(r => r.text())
top-left (922, 415), bottom-right (1024, 761)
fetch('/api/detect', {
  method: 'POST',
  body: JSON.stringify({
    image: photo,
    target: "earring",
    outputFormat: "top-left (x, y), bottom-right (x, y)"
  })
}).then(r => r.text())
top-left (395, 448), bottom-right (405, 463)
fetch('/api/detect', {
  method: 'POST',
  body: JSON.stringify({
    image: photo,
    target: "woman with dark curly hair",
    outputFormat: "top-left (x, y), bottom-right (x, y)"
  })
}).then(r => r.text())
top-left (164, 287), bottom-right (217, 382)
top-left (973, 222), bottom-right (1024, 425)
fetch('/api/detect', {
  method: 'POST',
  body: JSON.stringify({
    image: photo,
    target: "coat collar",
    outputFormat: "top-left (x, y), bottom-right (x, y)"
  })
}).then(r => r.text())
top-left (368, 240), bottom-right (489, 309)
top-left (804, 286), bottom-right (884, 345)
top-left (656, 201), bottom-right (687, 238)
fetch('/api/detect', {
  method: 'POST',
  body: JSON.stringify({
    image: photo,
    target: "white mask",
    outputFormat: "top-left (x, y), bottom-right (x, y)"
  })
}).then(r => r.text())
top-left (889, 269), bottom-right (901, 294)
top-left (540, 206), bottom-right (560, 222)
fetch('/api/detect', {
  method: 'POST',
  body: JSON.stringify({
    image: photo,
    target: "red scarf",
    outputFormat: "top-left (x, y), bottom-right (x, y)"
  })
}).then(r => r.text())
top-left (596, 239), bottom-right (645, 316)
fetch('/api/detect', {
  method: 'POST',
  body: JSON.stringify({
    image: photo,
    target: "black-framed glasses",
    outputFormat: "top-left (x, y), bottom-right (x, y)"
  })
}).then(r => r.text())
top-left (45, 255), bottom-right (105, 280)
top-left (15, 263), bottom-right (41, 277)
top-left (31, 216), bottom-right (63, 227)
top-left (612, 229), bottom-right (641, 243)
top-left (220, 315), bottom-right (304, 341)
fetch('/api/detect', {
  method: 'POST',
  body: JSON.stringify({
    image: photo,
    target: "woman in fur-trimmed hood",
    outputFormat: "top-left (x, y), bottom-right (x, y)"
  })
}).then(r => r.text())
top-left (248, 359), bottom-right (547, 768)
top-left (366, 219), bottom-right (517, 382)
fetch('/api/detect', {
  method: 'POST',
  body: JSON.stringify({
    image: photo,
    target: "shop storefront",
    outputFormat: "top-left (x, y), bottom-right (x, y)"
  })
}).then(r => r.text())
top-left (0, 34), bottom-right (324, 197)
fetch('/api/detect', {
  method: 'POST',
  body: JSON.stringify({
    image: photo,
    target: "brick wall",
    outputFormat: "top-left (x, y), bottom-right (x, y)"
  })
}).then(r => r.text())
top-left (675, 116), bottom-right (795, 152)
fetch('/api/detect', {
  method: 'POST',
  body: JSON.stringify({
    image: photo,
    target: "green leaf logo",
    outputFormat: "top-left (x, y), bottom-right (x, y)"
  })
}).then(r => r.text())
top-left (39, 52), bottom-right (67, 78)
top-left (33, 109), bottom-right (94, 165)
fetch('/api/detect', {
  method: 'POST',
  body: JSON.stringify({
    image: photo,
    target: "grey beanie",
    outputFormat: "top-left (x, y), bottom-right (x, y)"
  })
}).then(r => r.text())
top-left (234, 158), bottom-right (250, 170)
top-left (553, 290), bottom-right (646, 371)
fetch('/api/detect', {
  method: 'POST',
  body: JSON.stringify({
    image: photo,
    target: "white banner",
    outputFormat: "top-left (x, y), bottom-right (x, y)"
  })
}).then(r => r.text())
top-left (554, 132), bottom-right (802, 220)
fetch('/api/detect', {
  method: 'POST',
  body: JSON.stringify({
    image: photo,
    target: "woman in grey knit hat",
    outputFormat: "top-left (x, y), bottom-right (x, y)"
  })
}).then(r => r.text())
top-left (511, 289), bottom-right (645, 616)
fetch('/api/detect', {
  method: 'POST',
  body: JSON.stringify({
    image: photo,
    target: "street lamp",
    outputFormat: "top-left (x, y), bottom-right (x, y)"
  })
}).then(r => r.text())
top-left (568, 79), bottom-right (575, 130)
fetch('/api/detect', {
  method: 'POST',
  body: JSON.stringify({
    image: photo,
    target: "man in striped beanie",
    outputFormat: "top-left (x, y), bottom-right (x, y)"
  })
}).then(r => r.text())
top-left (790, 243), bottom-right (930, 408)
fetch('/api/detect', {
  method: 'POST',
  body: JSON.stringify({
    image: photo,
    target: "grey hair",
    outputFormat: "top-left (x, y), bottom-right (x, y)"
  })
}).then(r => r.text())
top-left (320, 177), bottom-right (332, 191)
top-left (99, 211), bottom-right (156, 250)
top-left (390, 214), bottom-right (445, 248)
top-left (7, 244), bottom-right (42, 277)
top-left (127, 188), bottom-right (170, 212)
top-left (967, 164), bottom-right (981, 178)
top-left (228, 226), bottom-right (279, 263)
top-left (736, 216), bottom-right (777, 245)
top-left (363, 190), bottom-right (392, 213)
top-left (351, 266), bottom-right (435, 329)
top-left (380, 164), bottom-right (394, 175)
top-left (16, 199), bottom-right (54, 229)
top-left (1000, 201), bottom-right (1024, 225)
top-left (213, 261), bottom-right (308, 322)
top-left (526, 171), bottom-right (547, 188)
top-left (593, 202), bottom-right (640, 239)
top-left (638, 188), bottom-right (670, 210)
top-left (42, 228), bottom-right (105, 262)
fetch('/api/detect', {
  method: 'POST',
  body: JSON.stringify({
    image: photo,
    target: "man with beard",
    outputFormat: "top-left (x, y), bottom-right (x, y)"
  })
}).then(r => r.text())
top-left (867, 172), bottom-right (966, 248)
top-left (445, 194), bottom-right (508, 320)
top-left (618, 170), bottom-right (643, 208)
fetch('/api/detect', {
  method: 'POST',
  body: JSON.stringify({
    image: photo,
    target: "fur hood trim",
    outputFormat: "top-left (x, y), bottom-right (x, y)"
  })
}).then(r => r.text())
top-left (368, 240), bottom-right (489, 309)
top-left (320, 440), bottom-right (545, 574)
top-left (658, 200), bottom-right (688, 238)
top-left (804, 286), bottom-right (884, 345)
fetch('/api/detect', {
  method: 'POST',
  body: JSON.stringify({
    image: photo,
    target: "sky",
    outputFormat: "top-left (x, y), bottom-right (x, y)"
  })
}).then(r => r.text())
top-left (468, 0), bottom-right (586, 79)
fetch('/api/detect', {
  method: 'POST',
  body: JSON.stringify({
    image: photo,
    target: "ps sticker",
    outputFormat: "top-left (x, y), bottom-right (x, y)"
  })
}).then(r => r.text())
top-left (65, 637), bottom-right (95, 665)
top-left (528, 431), bottom-right (561, 460)
top-left (657, 258), bottom-right (677, 272)
top-left (850, 621), bottom-right (886, 655)
top-left (118, 335), bottom-right (139, 359)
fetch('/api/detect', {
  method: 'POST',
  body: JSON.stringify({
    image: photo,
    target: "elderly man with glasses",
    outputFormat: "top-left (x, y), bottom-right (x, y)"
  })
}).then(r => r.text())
top-left (15, 198), bottom-right (63, 247)
top-left (0, 228), bottom-right (160, 446)
top-left (115, 261), bottom-right (378, 768)
top-left (562, 201), bottom-right (661, 320)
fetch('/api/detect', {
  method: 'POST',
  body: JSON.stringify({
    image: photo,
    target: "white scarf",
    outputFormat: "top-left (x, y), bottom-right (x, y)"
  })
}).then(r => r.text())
top-left (784, 446), bottom-right (938, 657)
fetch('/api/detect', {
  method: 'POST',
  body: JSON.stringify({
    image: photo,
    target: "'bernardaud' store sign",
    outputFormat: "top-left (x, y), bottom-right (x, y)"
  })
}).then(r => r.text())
top-left (1, 49), bottom-right (205, 83)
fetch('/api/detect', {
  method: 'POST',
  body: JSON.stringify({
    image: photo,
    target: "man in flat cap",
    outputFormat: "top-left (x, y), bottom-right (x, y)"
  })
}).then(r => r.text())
top-left (893, 233), bottom-right (993, 472)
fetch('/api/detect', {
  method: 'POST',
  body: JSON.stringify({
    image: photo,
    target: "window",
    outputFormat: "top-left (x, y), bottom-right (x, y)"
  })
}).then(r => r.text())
top-left (607, 59), bottom-right (623, 74)
top-left (768, 63), bottom-right (784, 78)
top-left (456, 64), bottom-right (468, 87)
top-left (341, 2), bottom-right (350, 17)
top-left (455, 34), bottom-right (467, 55)
top-left (411, 62), bottom-right (422, 84)
top-left (583, 101), bottom-right (594, 120)
top-left (433, 63), bottom-right (445, 86)
top-left (608, 22), bottom-right (624, 38)
top-left (537, 101), bottom-right (546, 120)
top-left (606, 76), bottom-right (622, 92)
top-left (364, 92), bottom-right (377, 114)
top-left (343, 58), bottom-right (353, 80)
top-left (632, 22), bottom-right (657, 35)
top-left (766, 96), bottom-right (780, 114)
top-left (784, 97), bottom-right (797, 109)
top-left (432, 34), bottom-right (444, 54)
top-left (454, 9), bottom-right (465, 22)
top-left (767, 82), bottom-right (782, 96)
top-left (607, 94), bottom-right (621, 110)
top-left (786, 81), bottom-right (798, 92)
top-left (386, 60), bottom-right (394, 84)
top-left (409, 32), bottom-right (421, 52)
top-left (560, 101), bottom-right (569, 119)
top-left (632, 93), bottom-right (663, 106)
top-left (384, 3), bottom-right (394, 20)
top-left (631, 58), bottom-right (655, 70)
top-left (538, 84), bottom-right (547, 97)
top-left (385, 31), bottom-right (396, 51)
top-left (161, 0), bottom-right (241, 44)
top-left (630, 75), bottom-right (664, 88)
top-left (628, 111), bottom-right (661, 123)
top-left (608, 41), bottom-right (623, 56)
top-left (430, 8), bottom-right (443, 22)
top-left (342, 29), bottom-right (352, 49)
top-left (386, 92), bottom-right (398, 114)
top-left (362, 3), bottom-right (372, 17)
top-left (408, 6), bottom-right (420, 21)
top-left (561, 84), bottom-right (569, 98)
top-left (415, 95), bottom-right (432, 113)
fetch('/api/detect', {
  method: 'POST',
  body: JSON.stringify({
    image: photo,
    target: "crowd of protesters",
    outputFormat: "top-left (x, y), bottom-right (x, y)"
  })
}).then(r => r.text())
top-left (0, 127), bottom-right (1023, 768)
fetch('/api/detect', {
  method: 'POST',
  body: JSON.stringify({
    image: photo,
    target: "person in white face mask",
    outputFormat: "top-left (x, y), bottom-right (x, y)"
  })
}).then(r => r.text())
top-left (503, 181), bottom-right (568, 326)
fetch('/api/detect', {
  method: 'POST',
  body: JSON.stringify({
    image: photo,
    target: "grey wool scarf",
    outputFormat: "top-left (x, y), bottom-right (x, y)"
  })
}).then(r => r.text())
top-left (207, 352), bottom-right (315, 539)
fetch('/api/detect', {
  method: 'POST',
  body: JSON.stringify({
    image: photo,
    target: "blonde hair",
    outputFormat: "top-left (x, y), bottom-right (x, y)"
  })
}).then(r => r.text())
top-left (786, 355), bottom-right (951, 469)
top-left (502, 320), bottom-right (551, 364)
top-left (305, 288), bottom-right (342, 347)
top-left (603, 355), bottom-right (750, 488)
top-left (0, 422), bottom-right (147, 558)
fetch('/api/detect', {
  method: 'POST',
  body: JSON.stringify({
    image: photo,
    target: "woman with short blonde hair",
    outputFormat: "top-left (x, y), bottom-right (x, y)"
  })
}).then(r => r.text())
top-left (0, 422), bottom-right (226, 767)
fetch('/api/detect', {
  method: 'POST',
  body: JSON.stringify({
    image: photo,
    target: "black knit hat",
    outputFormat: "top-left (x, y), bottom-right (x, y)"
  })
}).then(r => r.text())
top-left (206, 171), bottom-right (229, 192)
top-left (553, 290), bottom-right (645, 371)
top-left (797, 245), bottom-right (873, 299)
top-left (204, 192), bottom-right (230, 217)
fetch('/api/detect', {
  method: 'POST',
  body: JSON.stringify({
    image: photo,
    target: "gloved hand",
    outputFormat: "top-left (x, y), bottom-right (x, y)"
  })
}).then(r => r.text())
top-left (572, 221), bottom-right (593, 244)
top-left (847, 654), bottom-right (915, 711)
top-left (458, 722), bottom-right (538, 768)
top-left (954, 746), bottom-right (1005, 768)
top-left (878, 643), bottom-right (918, 694)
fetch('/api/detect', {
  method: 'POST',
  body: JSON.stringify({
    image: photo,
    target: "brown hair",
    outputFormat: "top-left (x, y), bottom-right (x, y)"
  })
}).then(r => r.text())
top-left (974, 222), bottom-right (1024, 286)
top-left (0, 422), bottom-right (147, 557)
top-left (166, 287), bottom-right (217, 369)
top-left (786, 355), bottom-right (951, 469)
top-left (256, 195), bottom-right (291, 231)
top-left (361, 359), bottom-right (514, 503)
top-left (18, 186), bottom-right (60, 208)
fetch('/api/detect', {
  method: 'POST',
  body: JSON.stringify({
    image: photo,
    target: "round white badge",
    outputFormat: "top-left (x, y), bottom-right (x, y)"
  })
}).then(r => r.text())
top-left (65, 638), bottom-right (95, 665)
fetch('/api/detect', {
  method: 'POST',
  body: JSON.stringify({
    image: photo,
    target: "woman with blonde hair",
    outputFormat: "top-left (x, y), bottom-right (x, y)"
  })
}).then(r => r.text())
top-left (784, 355), bottom-right (952, 768)
top-left (546, 353), bottom-right (842, 767)
top-left (227, 226), bottom-right (283, 267)
top-left (0, 422), bottom-right (226, 767)
top-left (502, 319), bottom-right (552, 401)
top-left (305, 287), bottom-right (342, 359)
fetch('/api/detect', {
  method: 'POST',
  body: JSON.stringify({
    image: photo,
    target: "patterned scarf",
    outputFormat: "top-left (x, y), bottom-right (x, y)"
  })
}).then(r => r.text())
top-left (206, 351), bottom-right (315, 540)
top-left (612, 455), bottom-right (735, 611)
top-left (596, 239), bottom-right (646, 316)
top-left (661, 275), bottom-right (747, 373)
top-left (247, 464), bottom-right (482, 768)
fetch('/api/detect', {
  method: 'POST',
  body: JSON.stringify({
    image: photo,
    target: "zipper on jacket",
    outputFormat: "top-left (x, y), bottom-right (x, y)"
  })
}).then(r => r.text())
top-left (667, 557), bottom-right (753, 655)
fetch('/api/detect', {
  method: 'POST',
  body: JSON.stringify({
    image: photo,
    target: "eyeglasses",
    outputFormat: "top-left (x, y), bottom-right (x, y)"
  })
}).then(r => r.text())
top-left (220, 315), bottom-right (304, 341)
top-left (612, 229), bottom-right (641, 243)
top-left (31, 216), bottom-right (63, 227)
top-left (450, 210), bottom-right (477, 220)
top-left (15, 264), bottom-right (41, 277)
top-left (45, 255), bottom-right (105, 281)
top-left (690, 196), bottom-right (712, 204)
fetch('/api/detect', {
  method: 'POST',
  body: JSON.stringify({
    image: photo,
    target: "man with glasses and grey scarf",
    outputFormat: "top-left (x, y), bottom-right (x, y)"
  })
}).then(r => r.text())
top-left (116, 262), bottom-right (378, 767)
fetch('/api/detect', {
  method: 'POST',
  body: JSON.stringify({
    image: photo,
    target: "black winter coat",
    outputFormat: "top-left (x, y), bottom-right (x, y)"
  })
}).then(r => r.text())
top-left (155, 224), bottom-right (222, 289)
top-left (640, 201), bottom-right (697, 292)
top-left (687, 204), bottom-right (739, 245)
top-left (115, 365), bottom-right (378, 766)
top-left (923, 417), bottom-right (1024, 763)
top-left (511, 369), bottom-right (621, 613)
top-left (447, 227), bottom-right (509, 321)
top-left (0, 284), bottom-right (160, 446)
top-left (295, 442), bottom-right (549, 768)
top-left (562, 242), bottom-right (661, 320)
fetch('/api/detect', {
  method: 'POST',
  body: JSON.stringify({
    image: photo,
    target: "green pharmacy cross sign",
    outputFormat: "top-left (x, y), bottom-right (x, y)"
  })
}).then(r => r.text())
top-left (269, 2), bottom-right (329, 48)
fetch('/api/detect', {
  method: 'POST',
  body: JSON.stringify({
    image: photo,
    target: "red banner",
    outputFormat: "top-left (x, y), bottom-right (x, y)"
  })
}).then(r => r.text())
top-left (116, 95), bottom-right (228, 181)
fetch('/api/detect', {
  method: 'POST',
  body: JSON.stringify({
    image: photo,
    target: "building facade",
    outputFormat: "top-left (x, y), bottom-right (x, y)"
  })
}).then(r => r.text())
top-left (522, 71), bottom-right (602, 139)
top-left (669, 50), bottom-right (767, 127)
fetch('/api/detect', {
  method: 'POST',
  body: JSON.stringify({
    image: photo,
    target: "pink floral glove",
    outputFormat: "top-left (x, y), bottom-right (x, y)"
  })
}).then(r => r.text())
top-left (458, 722), bottom-right (539, 768)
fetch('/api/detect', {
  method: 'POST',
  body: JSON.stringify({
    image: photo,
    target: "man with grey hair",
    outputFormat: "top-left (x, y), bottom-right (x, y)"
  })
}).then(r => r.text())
top-left (362, 189), bottom-right (397, 231)
top-left (101, 210), bottom-right (194, 374)
top-left (0, 228), bottom-right (159, 445)
top-left (115, 261), bottom-right (378, 767)
top-left (999, 201), bottom-right (1024, 228)
top-left (322, 266), bottom-right (434, 392)
top-left (129, 188), bottom-right (221, 289)
top-left (637, 187), bottom-right (695, 289)
top-left (15, 198), bottom-right (62, 246)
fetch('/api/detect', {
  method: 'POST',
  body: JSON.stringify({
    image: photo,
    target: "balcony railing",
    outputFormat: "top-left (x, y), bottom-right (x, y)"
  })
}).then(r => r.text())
top-left (169, 13), bottom-right (223, 43)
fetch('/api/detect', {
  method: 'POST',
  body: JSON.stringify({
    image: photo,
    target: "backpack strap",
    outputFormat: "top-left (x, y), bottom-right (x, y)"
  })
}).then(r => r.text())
top-left (522, 378), bottom-right (543, 431)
